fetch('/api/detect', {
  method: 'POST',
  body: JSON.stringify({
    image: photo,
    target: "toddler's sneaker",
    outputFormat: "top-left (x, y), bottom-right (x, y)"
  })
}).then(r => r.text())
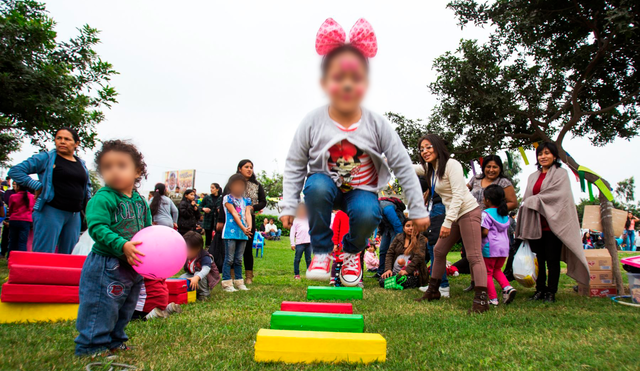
top-left (306, 253), bottom-right (332, 281)
top-left (110, 343), bottom-right (135, 353)
top-left (489, 298), bottom-right (499, 306)
top-left (145, 307), bottom-right (168, 320)
top-left (330, 278), bottom-right (336, 286)
top-left (502, 286), bottom-right (517, 304)
top-left (294, 275), bottom-right (301, 280)
top-left (339, 253), bottom-right (362, 287)
top-left (165, 302), bottom-right (182, 315)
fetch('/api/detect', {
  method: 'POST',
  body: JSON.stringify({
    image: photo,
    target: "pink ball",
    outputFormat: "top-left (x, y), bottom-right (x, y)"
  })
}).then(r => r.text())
top-left (131, 226), bottom-right (187, 279)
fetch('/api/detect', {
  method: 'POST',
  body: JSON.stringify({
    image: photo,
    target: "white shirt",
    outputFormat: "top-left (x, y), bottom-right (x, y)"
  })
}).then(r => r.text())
top-left (265, 224), bottom-right (278, 233)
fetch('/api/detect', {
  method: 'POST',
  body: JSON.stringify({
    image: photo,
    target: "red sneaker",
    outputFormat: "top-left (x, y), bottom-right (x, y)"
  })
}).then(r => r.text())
top-left (339, 253), bottom-right (362, 287)
top-left (306, 254), bottom-right (332, 281)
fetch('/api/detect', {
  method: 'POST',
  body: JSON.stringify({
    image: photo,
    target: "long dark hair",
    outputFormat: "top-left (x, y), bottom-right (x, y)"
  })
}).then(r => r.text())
top-left (479, 155), bottom-right (506, 179)
top-left (149, 183), bottom-right (166, 216)
top-left (14, 183), bottom-right (30, 206)
top-left (237, 159), bottom-right (258, 184)
top-left (418, 134), bottom-right (450, 197)
top-left (402, 219), bottom-right (418, 255)
top-left (535, 142), bottom-right (562, 170)
top-left (484, 184), bottom-right (508, 217)
top-left (211, 182), bottom-right (222, 196)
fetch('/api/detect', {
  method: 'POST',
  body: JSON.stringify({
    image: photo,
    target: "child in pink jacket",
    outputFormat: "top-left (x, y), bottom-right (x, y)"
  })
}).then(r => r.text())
top-left (8, 183), bottom-right (35, 253)
top-left (364, 245), bottom-right (379, 272)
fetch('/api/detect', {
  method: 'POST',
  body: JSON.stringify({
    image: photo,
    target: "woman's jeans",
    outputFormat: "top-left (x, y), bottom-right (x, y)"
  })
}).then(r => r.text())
top-left (428, 242), bottom-right (449, 288)
top-left (304, 174), bottom-right (381, 255)
top-left (294, 243), bottom-right (312, 275)
top-left (8, 220), bottom-right (31, 253)
top-left (377, 229), bottom-right (398, 275)
top-left (223, 239), bottom-right (246, 280)
top-left (33, 204), bottom-right (81, 254)
top-left (624, 230), bottom-right (637, 251)
top-left (75, 252), bottom-right (142, 355)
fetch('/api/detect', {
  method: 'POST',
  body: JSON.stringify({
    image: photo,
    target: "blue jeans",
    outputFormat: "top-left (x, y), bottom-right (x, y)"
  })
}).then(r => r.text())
top-left (294, 243), bottom-right (312, 275)
top-left (625, 230), bottom-right (636, 251)
top-left (428, 242), bottom-right (449, 288)
top-left (33, 204), bottom-right (81, 254)
top-left (269, 230), bottom-right (281, 238)
top-left (75, 252), bottom-right (143, 355)
top-left (223, 239), bottom-right (246, 280)
top-left (377, 229), bottom-right (398, 275)
top-left (8, 220), bottom-right (31, 253)
top-left (304, 174), bottom-right (382, 255)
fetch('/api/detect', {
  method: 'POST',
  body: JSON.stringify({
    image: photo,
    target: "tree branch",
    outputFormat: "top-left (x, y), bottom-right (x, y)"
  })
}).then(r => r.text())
top-left (582, 89), bottom-right (640, 116)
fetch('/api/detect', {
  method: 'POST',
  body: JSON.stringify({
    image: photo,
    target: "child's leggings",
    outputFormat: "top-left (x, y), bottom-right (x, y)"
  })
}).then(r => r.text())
top-left (303, 174), bottom-right (381, 255)
top-left (483, 256), bottom-right (509, 300)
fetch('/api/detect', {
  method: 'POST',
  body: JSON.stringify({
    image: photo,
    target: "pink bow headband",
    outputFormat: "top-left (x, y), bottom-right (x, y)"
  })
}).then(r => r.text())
top-left (315, 18), bottom-right (378, 58)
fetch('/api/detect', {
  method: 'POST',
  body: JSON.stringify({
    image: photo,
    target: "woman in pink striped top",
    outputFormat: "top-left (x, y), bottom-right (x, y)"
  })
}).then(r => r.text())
top-left (290, 204), bottom-right (311, 280)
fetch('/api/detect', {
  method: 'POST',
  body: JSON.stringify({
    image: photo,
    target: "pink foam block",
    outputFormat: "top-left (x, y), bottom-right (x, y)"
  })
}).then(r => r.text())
top-left (7, 264), bottom-right (82, 286)
top-left (280, 301), bottom-right (353, 314)
top-left (8, 251), bottom-right (86, 269)
top-left (0, 283), bottom-right (79, 303)
top-left (621, 255), bottom-right (640, 269)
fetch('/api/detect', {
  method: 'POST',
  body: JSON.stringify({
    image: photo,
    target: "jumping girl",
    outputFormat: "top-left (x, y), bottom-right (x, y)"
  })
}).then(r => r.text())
top-left (280, 18), bottom-right (429, 287)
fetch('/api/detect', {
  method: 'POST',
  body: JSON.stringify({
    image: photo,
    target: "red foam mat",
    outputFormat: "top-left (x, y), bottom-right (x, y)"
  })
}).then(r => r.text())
top-left (8, 251), bottom-right (86, 269)
top-left (280, 301), bottom-right (353, 314)
top-left (7, 264), bottom-right (82, 286)
top-left (165, 278), bottom-right (188, 294)
top-left (168, 292), bottom-right (188, 305)
top-left (1, 283), bottom-right (79, 303)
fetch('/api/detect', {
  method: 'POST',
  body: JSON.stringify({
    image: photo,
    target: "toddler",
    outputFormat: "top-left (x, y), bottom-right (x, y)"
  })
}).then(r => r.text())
top-left (221, 174), bottom-right (252, 292)
top-left (7, 183), bottom-right (35, 253)
top-left (280, 18), bottom-right (428, 286)
top-left (75, 140), bottom-right (151, 356)
top-left (364, 244), bottom-right (378, 272)
top-left (290, 203), bottom-right (312, 280)
top-left (181, 230), bottom-right (220, 299)
top-left (481, 185), bottom-right (517, 306)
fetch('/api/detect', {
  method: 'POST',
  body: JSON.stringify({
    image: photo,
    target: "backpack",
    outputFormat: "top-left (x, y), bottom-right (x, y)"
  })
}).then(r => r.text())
top-left (379, 197), bottom-right (406, 212)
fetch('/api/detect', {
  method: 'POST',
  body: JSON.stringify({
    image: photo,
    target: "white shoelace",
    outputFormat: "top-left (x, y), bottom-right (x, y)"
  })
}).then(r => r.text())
top-left (340, 253), bottom-right (359, 272)
top-left (312, 254), bottom-right (331, 267)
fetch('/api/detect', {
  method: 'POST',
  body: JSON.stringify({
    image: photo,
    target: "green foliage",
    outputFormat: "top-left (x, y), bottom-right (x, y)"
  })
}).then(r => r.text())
top-left (386, 112), bottom-right (425, 164)
top-left (615, 176), bottom-right (635, 205)
top-left (0, 0), bottom-right (118, 165)
top-left (256, 170), bottom-right (283, 212)
top-left (427, 0), bottom-right (639, 171)
top-left (255, 213), bottom-right (289, 236)
top-left (89, 170), bottom-right (102, 195)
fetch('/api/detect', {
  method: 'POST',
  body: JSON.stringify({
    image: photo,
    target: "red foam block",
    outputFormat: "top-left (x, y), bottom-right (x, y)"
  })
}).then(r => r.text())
top-left (280, 301), bottom-right (353, 314)
top-left (1, 283), bottom-right (79, 303)
top-left (168, 292), bottom-right (188, 305)
top-left (8, 251), bottom-right (86, 269)
top-left (165, 278), bottom-right (188, 294)
top-left (7, 264), bottom-right (82, 286)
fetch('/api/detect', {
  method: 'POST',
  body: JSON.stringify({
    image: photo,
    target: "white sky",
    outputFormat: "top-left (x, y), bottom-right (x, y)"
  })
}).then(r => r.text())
top-left (3, 0), bottom-right (637, 203)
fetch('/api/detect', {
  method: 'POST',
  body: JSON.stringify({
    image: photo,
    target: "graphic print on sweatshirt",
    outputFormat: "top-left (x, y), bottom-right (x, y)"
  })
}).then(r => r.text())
top-left (113, 199), bottom-right (149, 241)
top-left (328, 139), bottom-right (378, 192)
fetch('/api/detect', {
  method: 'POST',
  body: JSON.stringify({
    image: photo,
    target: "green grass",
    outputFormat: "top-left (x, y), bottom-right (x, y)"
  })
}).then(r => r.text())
top-left (0, 241), bottom-right (639, 370)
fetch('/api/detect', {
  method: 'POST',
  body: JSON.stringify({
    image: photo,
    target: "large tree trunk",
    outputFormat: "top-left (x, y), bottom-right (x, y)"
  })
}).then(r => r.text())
top-left (599, 192), bottom-right (625, 294)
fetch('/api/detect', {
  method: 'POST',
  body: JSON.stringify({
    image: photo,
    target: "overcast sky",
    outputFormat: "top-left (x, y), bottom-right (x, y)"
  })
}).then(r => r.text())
top-left (3, 0), bottom-right (637, 203)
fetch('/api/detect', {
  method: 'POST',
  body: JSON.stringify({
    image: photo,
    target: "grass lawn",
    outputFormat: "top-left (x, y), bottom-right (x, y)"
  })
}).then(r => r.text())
top-left (0, 240), bottom-right (639, 370)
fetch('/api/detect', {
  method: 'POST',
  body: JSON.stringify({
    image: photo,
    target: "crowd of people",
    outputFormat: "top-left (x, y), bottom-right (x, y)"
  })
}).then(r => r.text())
top-left (0, 17), bottom-right (635, 359)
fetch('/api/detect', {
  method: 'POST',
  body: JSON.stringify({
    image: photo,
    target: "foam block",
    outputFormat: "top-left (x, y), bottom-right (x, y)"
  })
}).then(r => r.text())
top-left (307, 286), bottom-right (363, 300)
top-left (254, 329), bottom-right (386, 364)
top-left (0, 283), bottom-right (79, 303)
top-left (7, 264), bottom-right (82, 286)
top-left (280, 301), bottom-right (353, 314)
top-left (8, 251), bottom-right (86, 269)
top-left (0, 302), bottom-right (79, 324)
top-left (165, 278), bottom-right (188, 294)
top-left (271, 311), bottom-right (364, 333)
top-left (187, 290), bottom-right (196, 303)
top-left (168, 292), bottom-right (188, 305)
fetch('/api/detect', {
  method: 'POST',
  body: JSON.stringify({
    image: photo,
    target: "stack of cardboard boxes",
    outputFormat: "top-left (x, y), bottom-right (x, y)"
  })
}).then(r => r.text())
top-left (578, 249), bottom-right (617, 297)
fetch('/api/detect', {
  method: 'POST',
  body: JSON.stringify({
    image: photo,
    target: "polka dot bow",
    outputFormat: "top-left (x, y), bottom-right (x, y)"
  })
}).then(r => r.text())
top-left (315, 18), bottom-right (378, 58)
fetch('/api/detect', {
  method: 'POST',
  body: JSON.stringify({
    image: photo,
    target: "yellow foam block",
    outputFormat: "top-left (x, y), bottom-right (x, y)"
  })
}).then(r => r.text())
top-left (254, 329), bottom-right (386, 364)
top-left (0, 302), bottom-right (78, 324)
top-left (187, 290), bottom-right (196, 303)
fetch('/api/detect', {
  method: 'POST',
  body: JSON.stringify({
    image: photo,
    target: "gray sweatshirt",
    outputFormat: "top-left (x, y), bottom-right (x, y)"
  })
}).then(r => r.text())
top-left (281, 106), bottom-right (427, 219)
top-left (152, 195), bottom-right (179, 227)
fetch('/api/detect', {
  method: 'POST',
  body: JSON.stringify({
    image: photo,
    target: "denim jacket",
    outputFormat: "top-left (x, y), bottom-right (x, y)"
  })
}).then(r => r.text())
top-left (8, 150), bottom-right (91, 212)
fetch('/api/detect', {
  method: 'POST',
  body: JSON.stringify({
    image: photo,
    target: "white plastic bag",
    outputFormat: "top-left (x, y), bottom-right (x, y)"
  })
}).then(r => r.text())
top-left (513, 240), bottom-right (538, 288)
top-left (72, 231), bottom-right (94, 256)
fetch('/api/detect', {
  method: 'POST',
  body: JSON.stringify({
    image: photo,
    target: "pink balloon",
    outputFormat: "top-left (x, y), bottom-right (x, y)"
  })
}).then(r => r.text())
top-left (131, 226), bottom-right (187, 279)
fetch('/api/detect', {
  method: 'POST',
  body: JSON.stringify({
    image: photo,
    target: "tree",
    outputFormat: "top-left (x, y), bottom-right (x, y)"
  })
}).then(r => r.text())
top-left (427, 0), bottom-right (639, 293)
top-left (0, 0), bottom-right (118, 165)
top-left (256, 170), bottom-right (283, 213)
top-left (89, 170), bottom-right (102, 196)
top-left (615, 176), bottom-right (635, 205)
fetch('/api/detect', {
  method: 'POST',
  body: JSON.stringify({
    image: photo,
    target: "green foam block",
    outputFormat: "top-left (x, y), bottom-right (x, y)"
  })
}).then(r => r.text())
top-left (307, 286), bottom-right (363, 300)
top-left (270, 311), bottom-right (364, 333)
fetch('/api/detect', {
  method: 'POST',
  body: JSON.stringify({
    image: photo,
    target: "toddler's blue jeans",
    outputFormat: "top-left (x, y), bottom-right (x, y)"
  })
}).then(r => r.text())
top-left (303, 174), bottom-right (381, 255)
top-left (75, 252), bottom-right (142, 356)
top-left (223, 239), bottom-right (246, 280)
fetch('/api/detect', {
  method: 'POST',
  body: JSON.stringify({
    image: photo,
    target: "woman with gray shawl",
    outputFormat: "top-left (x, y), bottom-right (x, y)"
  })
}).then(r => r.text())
top-left (515, 142), bottom-right (589, 303)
